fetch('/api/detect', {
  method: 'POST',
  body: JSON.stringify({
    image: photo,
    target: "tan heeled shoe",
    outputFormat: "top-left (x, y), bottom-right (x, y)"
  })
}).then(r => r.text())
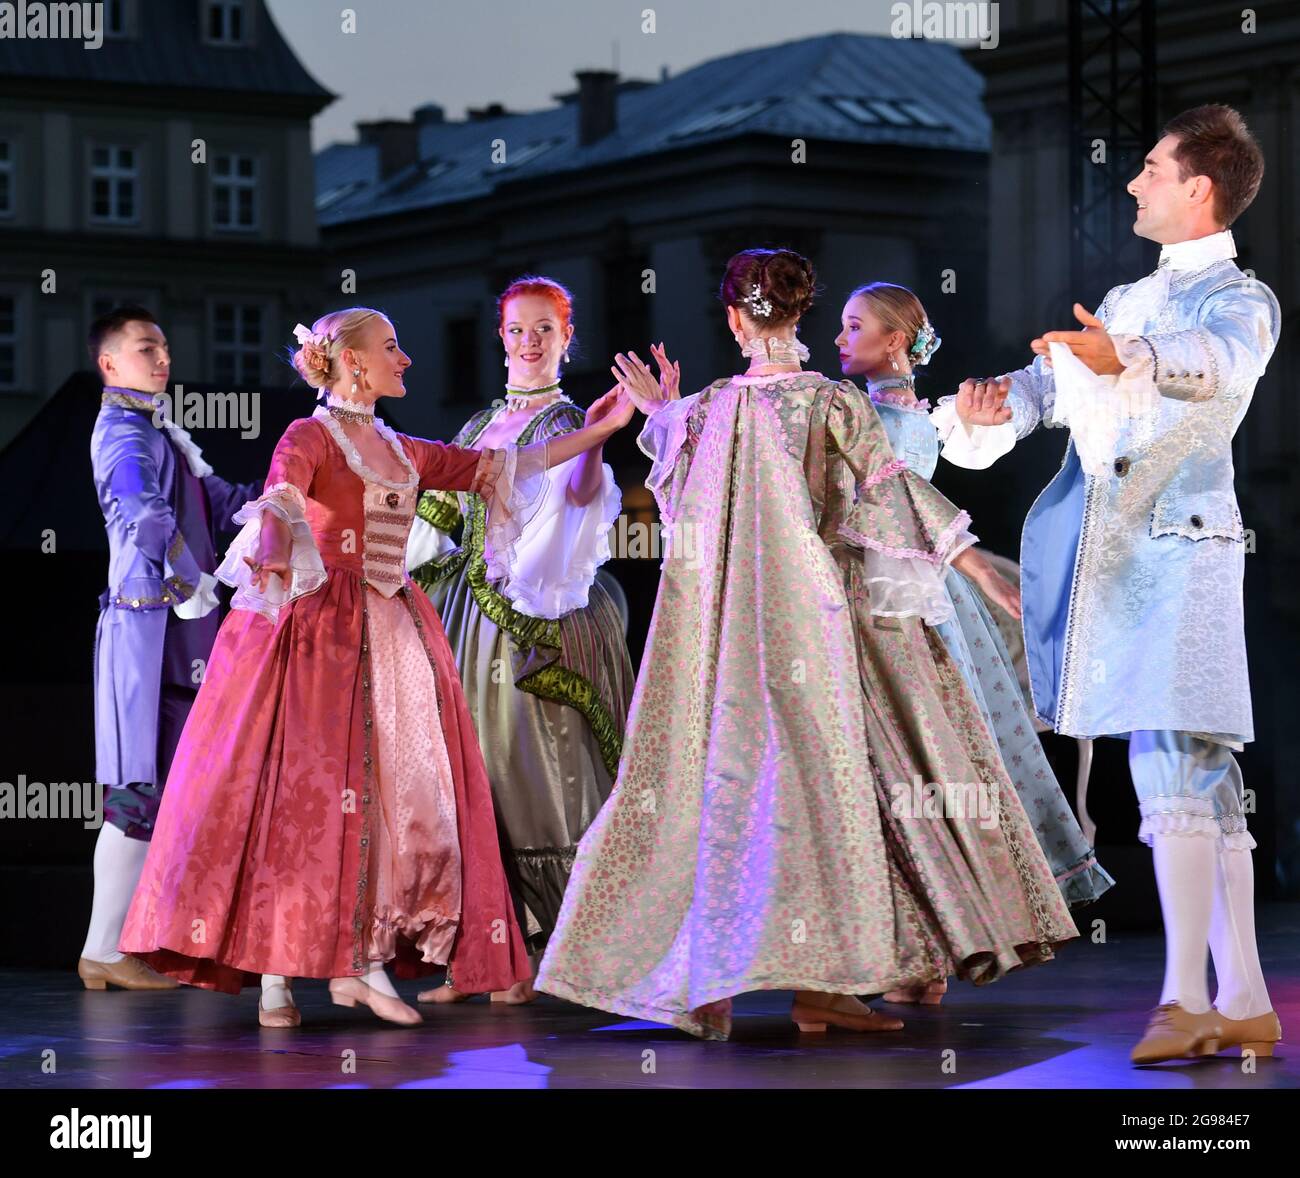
top-left (883, 979), bottom-right (948, 1005)
top-left (329, 976), bottom-right (422, 1025)
top-left (78, 955), bottom-right (179, 991)
top-left (418, 981), bottom-right (471, 1004)
top-left (1130, 1003), bottom-right (1222, 1064)
top-left (258, 997), bottom-right (302, 1028)
top-left (791, 992), bottom-right (905, 1033)
top-left (1212, 1008), bottom-right (1282, 1058)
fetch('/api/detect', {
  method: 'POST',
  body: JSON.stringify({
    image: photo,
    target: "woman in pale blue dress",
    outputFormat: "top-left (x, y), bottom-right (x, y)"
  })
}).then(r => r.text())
top-left (835, 282), bottom-right (1114, 1002)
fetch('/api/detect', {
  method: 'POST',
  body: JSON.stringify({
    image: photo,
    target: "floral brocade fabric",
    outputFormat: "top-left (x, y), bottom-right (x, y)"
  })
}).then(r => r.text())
top-left (535, 373), bottom-right (1078, 1039)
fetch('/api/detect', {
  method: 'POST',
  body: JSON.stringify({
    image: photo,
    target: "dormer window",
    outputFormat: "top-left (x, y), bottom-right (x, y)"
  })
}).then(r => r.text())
top-left (204, 0), bottom-right (247, 46)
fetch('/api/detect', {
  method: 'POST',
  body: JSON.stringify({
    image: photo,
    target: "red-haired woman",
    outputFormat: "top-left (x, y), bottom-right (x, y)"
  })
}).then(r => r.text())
top-left (407, 277), bottom-right (635, 1004)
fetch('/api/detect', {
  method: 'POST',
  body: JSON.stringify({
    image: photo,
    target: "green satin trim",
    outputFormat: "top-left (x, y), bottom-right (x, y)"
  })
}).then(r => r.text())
top-left (515, 658), bottom-right (623, 781)
top-left (416, 487), bottom-right (463, 534)
top-left (410, 402), bottom-right (623, 778)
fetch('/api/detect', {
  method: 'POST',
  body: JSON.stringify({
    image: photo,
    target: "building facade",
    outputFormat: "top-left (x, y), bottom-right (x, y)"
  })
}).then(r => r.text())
top-left (0, 0), bottom-right (333, 445)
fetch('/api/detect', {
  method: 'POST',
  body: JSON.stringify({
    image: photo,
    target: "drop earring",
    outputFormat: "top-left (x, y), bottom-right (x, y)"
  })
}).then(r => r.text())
top-left (890, 354), bottom-right (899, 372)
top-left (563, 350), bottom-right (570, 364)
top-left (351, 368), bottom-right (361, 395)
top-left (503, 355), bottom-right (510, 368)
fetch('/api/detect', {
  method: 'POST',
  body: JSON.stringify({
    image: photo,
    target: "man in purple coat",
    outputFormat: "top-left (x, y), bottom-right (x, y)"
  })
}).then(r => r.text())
top-left (79, 306), bottom-right (258, 990)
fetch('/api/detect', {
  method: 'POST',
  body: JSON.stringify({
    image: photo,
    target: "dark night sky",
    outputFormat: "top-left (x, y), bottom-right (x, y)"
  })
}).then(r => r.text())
top-left (265, 0), bottom-right (916, 148)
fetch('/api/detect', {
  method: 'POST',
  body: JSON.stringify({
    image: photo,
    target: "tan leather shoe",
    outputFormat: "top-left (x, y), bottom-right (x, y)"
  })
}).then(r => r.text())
top-left (78, 955), bottom-right (179, 991)
top-left (1131, 1002), bottom-right (1222, 1064)
top-left (258, 996), bottom-right (302, 1028)
top-left (1212, 1009), bottom-right (1282, 1057)
top-left (792, 992), bottom-right (905, 1033)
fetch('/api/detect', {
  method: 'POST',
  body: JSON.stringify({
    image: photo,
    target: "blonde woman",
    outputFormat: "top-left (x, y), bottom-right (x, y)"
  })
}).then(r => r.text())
top-left (120, 307), bottom-right (634, 1026)
top-left (835, 282), bottom-right (1114, 1004)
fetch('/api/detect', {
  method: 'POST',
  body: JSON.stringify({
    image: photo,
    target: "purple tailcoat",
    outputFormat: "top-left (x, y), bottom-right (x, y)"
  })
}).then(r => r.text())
top-left (92, 390), bottom-right (257, 789)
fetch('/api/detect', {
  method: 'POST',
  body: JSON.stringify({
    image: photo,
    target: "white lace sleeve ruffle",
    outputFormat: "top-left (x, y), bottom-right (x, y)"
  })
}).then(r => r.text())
top-left (854, 513), bottom-right (977, 627)
top-left (635, 397), bottom-right (697, 521)
top-left (1045, 338), bottom-right (1162, 477)
top-left (477, 441), bottom-right (572, 614)
top-left (483, 452), bottom-right (621, 619)
top-left (932, 396), bottom-right (1017, 470)
top-left (215, 482), bottom-right (327, 622)
top-left (171, 570), bottom-right (220, 620)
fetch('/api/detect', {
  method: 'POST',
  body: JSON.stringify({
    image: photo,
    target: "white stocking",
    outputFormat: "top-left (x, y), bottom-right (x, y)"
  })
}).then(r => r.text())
top-left (1151, 833), bottom-right (1214, 1014)
top-left (362, 961), bottom-right (399, 998)
top-left (260, 974), bottom-right (295, 1011)
top-left (80, 823), bottom-right (150, 963)
top-left (1209, 847), bottom-right (1272, 1021)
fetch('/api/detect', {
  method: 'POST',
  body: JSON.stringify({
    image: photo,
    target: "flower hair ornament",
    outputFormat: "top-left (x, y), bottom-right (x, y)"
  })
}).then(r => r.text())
top-left (909, 320), bottom-right (942, 366)
top-left (743, 284), bottom-right (775, 321)
top-left (292, 323), bottom-right (335, 395)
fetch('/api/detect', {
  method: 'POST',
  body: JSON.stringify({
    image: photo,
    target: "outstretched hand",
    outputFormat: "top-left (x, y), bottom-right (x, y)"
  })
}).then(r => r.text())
top-left (243, 553), bottom-right (289, 594)
top-left (584, 384), bottom-right (637, 434)
top-left (610, 350), bottom-right (667, 415)
top-left (954, 376), bottom-right (1013, 427)
top-left (1031, 303), bottom-right (1123, 375)
top-left (649, 342), bottom-right (681, 401)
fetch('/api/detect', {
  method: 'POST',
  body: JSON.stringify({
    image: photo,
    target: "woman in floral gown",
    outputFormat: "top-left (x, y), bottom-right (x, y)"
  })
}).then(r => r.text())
top-left (406, 277), bottom-right (634, 1005)
top-left (834, 282), bottom-right (1115, 1004)
top-left (120, 307), bottom-right (634, 1026)
top-left (535, 250), bottom-right (1079, 1041)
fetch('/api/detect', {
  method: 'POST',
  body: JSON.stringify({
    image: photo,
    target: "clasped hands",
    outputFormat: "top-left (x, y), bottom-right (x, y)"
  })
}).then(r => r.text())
top-left (955, 302), bottom-right (1123, 427)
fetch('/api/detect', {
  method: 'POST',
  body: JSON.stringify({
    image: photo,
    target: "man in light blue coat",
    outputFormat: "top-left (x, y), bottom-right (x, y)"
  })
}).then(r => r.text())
top-left (940, 105), bottom-right (1280, 1064)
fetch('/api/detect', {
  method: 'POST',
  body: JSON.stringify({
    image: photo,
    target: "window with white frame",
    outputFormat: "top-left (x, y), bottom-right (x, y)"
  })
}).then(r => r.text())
top-left (212, 303), bottom-right (263, 386)
top-left (0, 140), bottom-right (12, 217)
top-left (204, 0), bottom-right (247, 45)
top-left (0, 295), bottom-right (17, 389)
top-left (89, 145), bottom-right (139, 224)
top-left (212, 153), bottom-right (258, 230)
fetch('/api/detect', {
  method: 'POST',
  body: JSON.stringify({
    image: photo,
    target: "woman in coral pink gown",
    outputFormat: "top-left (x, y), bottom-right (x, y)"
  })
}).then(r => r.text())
top-left (120, 307), bottom-right (633, 1026)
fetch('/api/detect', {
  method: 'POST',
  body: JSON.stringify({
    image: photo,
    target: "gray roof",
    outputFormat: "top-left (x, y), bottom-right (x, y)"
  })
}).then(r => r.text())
top-left (0, 0), bottom-right (332, 104)
top-left (316, 32), bottom-right (989, 227)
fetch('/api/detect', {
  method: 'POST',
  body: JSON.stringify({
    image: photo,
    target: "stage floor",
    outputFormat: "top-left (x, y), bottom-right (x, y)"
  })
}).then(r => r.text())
top-left (6, 904), bottom-right (1298, 1089)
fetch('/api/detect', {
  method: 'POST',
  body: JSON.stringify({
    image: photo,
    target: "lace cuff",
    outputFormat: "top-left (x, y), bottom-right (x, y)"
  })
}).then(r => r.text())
top-left (845, 512), bottom-right (976, 625)
top-left (171, 570), bottom-right (220, 620)
top-left (1047, 339), bottom-right (1161, 477)
top-left (932, 397), bottom-right (1018, 470)
top-left (1137, 794), bottom-right (1256, 852)
top-left (215, 483), bottom-right (327, 623)
top-left (636, 398), bottom-right (696, 527)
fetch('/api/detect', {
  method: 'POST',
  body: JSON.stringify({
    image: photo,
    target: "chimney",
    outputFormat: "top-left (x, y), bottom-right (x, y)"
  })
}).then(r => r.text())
top-left (356, 119), bottom-right (419, 179)
top-left (414, 103), bottom-right (445, 126)
top-left (575, 69), bottom-right (618, 146)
